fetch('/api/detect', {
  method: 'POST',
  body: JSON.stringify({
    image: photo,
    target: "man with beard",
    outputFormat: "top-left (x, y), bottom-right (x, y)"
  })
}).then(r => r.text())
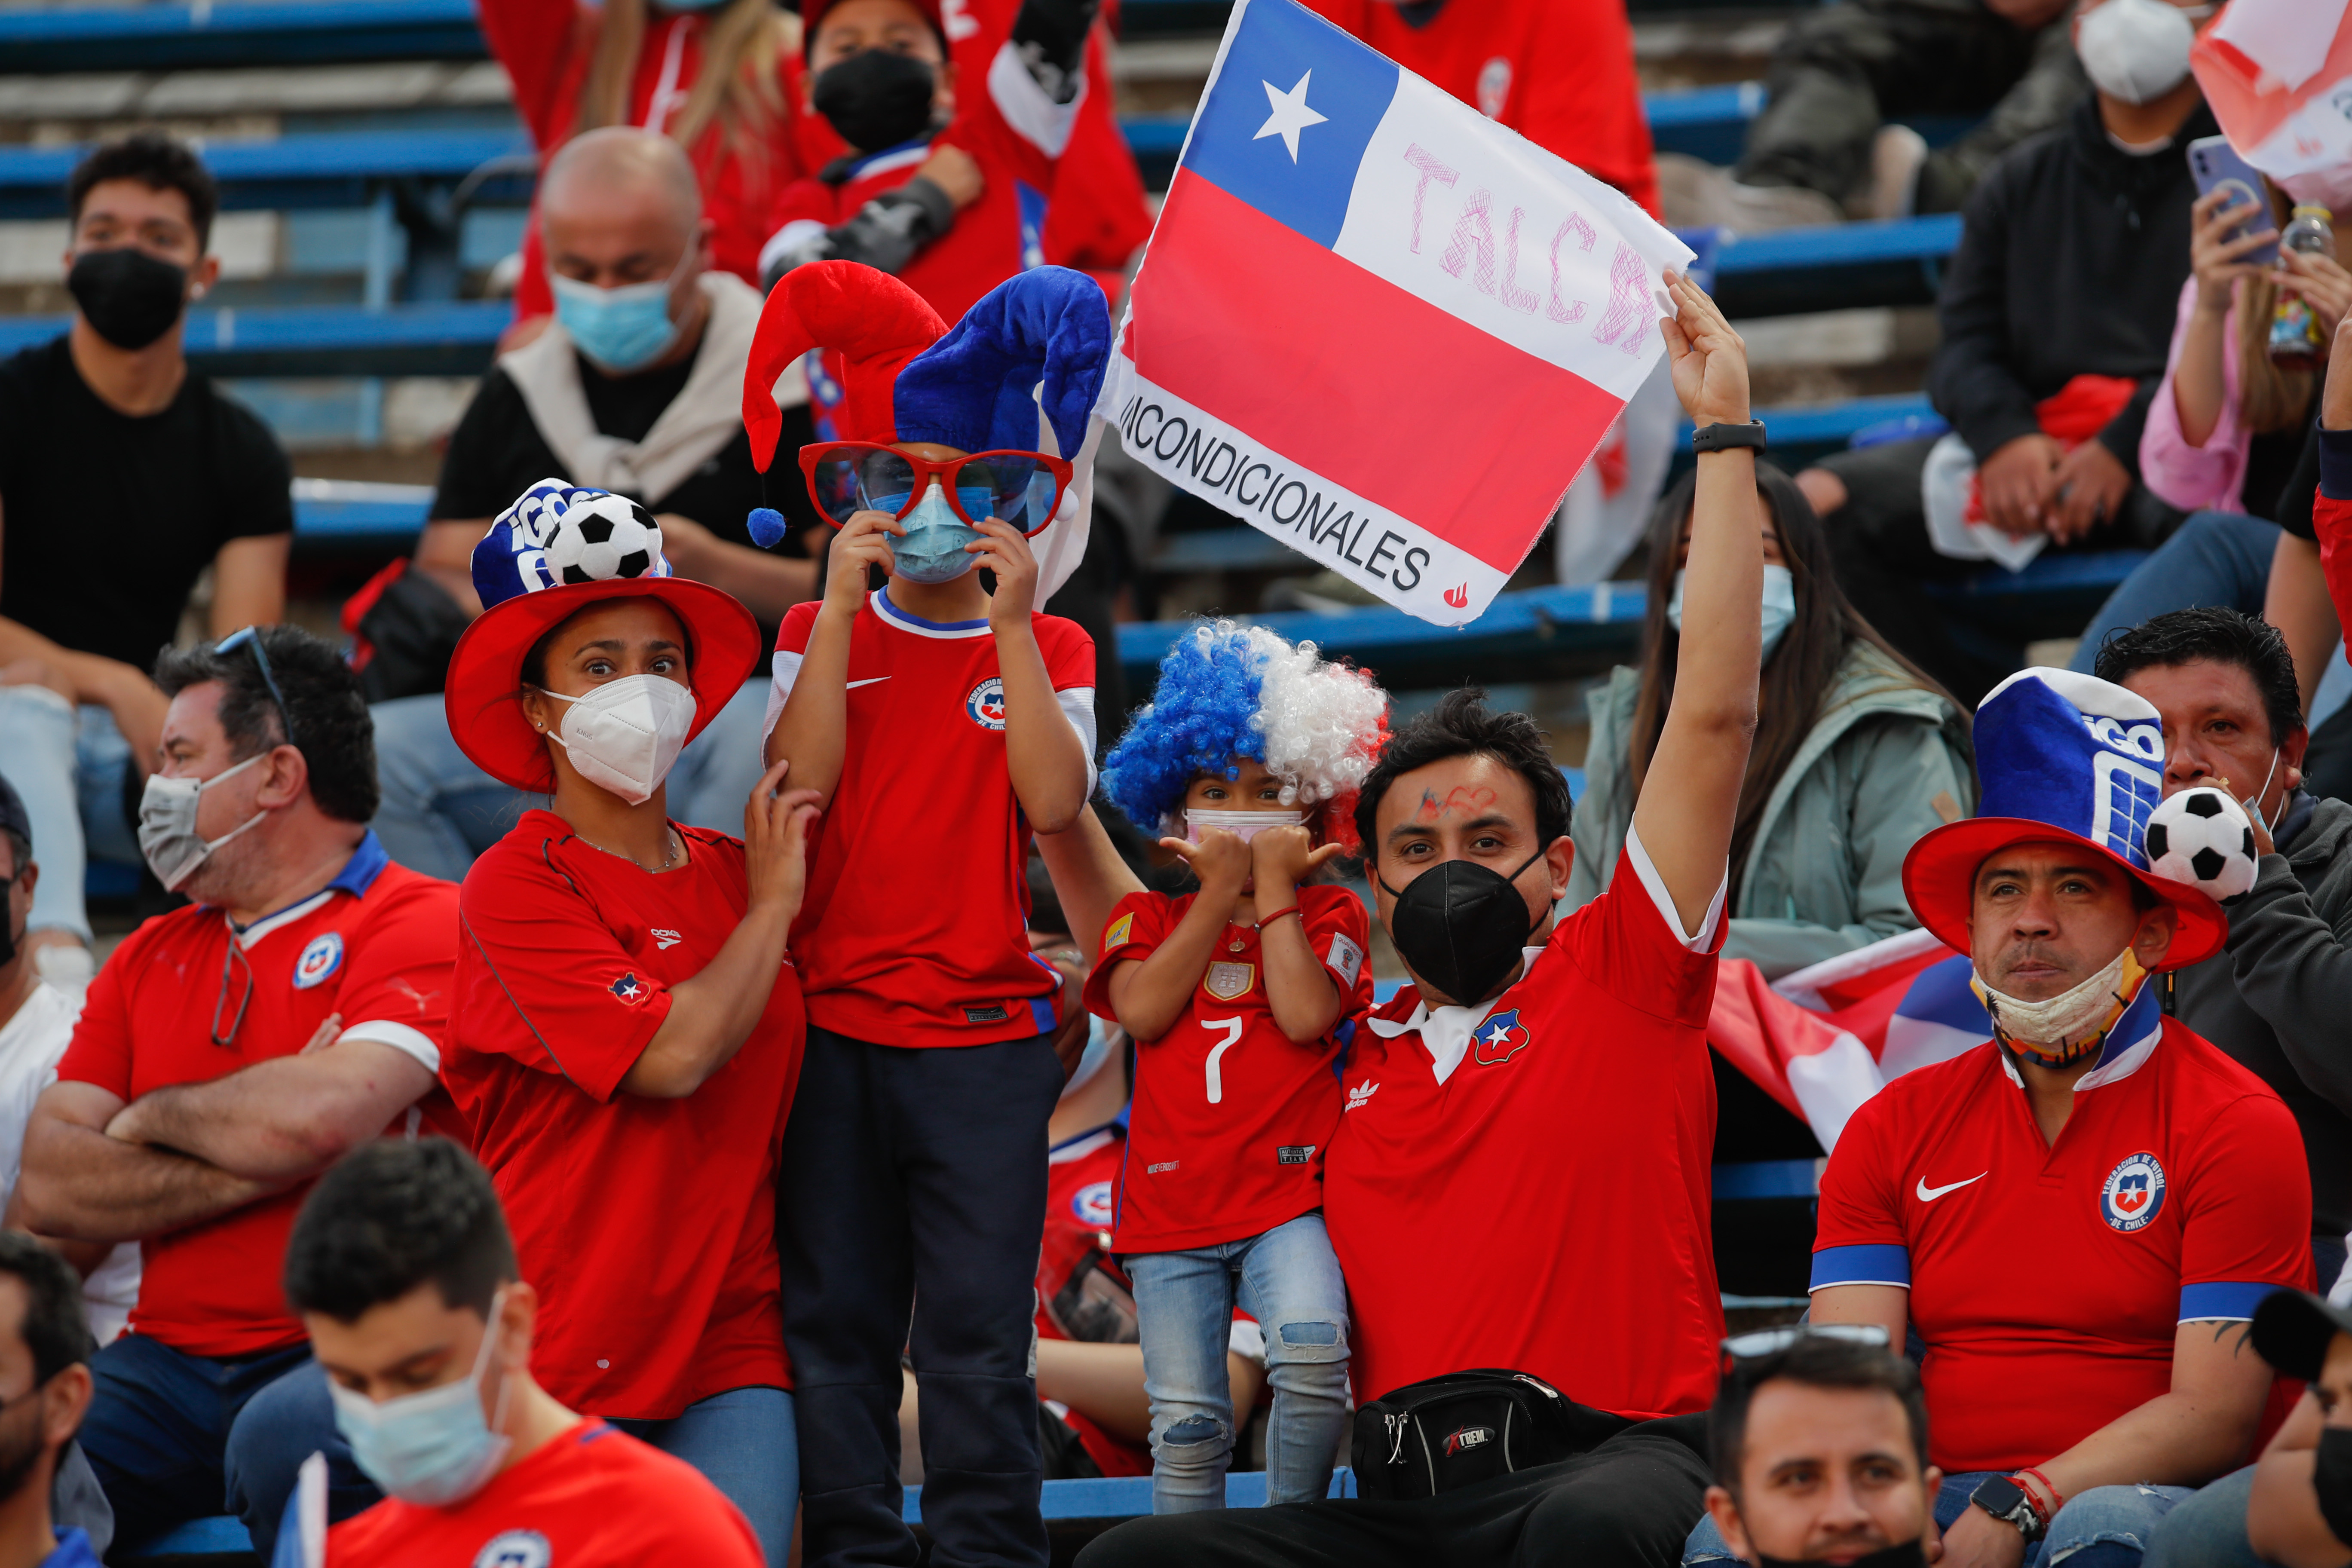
top-left (0, 1233), bottom-right (102, 1568)
top-left (14, 628), bottom-right (464, 1562)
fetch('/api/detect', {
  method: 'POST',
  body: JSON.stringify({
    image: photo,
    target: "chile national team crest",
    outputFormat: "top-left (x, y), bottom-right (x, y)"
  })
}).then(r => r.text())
top-left (968, 677), bottom-right (1008, 730)
top-left (1471, 1008), bottom-right (1531, 1066)
top-left (292, 932), bottom-right (344, 990)
top-left (1072, 1180), bottom-right (1115, 1228)
top-left (2101, 1151), bottom-right (2167, 1233)
top-left (609, 972), bottom-right (649, 1004)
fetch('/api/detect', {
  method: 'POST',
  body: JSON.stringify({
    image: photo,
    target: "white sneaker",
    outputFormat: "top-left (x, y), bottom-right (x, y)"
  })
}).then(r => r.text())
top-left (1869, 125), bottom-right (1929, 221)
top-left (1657, 154), bottom-right (1844, 233)
top-left (31, 942), bottom-right (95, 997)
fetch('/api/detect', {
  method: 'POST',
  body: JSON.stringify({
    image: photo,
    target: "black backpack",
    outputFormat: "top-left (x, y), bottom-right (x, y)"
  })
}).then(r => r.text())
top-left (1350, 1370), bottom-right (1632, 1501)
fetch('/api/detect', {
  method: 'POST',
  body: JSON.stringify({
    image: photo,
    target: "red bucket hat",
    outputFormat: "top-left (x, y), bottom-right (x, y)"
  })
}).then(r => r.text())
top-left (443, 481), bottom-right (762, 793)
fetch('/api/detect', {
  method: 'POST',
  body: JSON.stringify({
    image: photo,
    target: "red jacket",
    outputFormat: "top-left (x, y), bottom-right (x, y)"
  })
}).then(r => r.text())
top-left (480, 0), bottom-right (809, 319)
top-left (1302, 0), bottom-right (1660, 219)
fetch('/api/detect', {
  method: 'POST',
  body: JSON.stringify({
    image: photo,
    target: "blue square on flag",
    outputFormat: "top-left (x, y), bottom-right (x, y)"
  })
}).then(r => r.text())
top-left (1098, 0), bottom-right (1693, 626)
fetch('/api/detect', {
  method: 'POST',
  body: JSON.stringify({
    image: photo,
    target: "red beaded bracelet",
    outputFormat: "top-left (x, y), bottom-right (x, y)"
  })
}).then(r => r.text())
top-left (1256, 905), bottom-right (1302, 926)
top-left (2015, 1468), bottom-right (2063, 1522)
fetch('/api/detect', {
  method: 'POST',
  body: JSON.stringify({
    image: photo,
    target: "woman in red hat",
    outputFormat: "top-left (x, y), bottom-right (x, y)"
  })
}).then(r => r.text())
top-left (438, 480), bottom-right (816, 1565)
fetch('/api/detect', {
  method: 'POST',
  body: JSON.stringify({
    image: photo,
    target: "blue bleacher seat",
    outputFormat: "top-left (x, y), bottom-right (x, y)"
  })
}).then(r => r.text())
top-left (0, 0), bottom-right (484, 74)
top-left (0, 302), bottom-right (508, 380)
top-left (0, 132), bottom-right (532, 223)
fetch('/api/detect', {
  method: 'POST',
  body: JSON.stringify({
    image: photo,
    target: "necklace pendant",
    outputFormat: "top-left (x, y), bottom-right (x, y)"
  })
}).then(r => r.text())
top-left (1228, 937), bottom-right (1246, 953)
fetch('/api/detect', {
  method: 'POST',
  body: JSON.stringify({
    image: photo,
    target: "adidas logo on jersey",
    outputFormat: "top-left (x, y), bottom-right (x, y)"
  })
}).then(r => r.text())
top-left (1345, 1079), bottom-right (1379, 1112)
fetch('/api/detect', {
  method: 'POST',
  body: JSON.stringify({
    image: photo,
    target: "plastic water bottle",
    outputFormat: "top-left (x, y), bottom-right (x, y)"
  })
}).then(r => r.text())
top-left (2270, 205), bottom-right (2336, 370)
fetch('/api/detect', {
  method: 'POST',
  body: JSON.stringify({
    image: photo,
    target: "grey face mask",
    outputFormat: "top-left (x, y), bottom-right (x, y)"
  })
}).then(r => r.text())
top-left (137, 754), bottom-right (268, 891)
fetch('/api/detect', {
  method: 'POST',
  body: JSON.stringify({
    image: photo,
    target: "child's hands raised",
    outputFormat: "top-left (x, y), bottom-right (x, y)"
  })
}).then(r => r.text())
top-left (1158, 827), bottom-right (1252, 897)
top-left (825, 510), bottom-right (900, 615)
top-left (970, 517), bottom-right (1042, 629)
top-left (1250, 824), bottom-right (1342, 894)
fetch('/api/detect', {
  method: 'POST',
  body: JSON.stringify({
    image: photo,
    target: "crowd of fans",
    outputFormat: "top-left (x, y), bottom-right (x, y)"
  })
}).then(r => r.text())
top-left (3, 0), bottom-right (2352, 1564)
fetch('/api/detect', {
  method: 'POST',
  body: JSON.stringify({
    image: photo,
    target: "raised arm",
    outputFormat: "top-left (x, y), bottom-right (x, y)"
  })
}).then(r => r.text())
top-left (1034, 805), bottom-right (1145, 953)
top-left (1631, 271), bottom-right (1761, 934)
top-left (101, 1023), bottom-right (434, 1182)
top-left (764, 512), bottom-right (896, 796)
top-left (1105, 834), bottom-right (1249, 1044)
top-left (975, 518), bottom-right (1090, 835)
top-left (17, 1080), bottom-right (282, 1245)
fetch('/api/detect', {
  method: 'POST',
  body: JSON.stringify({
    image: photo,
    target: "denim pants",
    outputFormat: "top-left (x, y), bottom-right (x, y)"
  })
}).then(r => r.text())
top-left (613, 1385), bottom-right (799, 1567)
top-left (1124, 1212), bottom-right (1351, 1514)
top-left (1684, 1470), bottom-right (2194, 1566)
top-left (80, 1338), bottom-right (375, 1562)
top-left (369, 677), bottom-right (773, 883)
top-left (2140, 1464), bottom-right (2262, 1568)
top-left (0, 688), bottom-right (141, 941)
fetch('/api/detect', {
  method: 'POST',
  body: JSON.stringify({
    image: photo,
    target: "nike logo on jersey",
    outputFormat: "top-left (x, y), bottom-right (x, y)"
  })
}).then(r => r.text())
top-left (846, 677), bottom-right (891, 689)
top-left (650, 928), bottom-right (682, 951)
top-left (1915, 1172), bottom-right (1989, 1202)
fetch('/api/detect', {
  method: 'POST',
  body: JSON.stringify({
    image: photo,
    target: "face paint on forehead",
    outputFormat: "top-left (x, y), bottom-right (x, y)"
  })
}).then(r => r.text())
top-left (1414, 785), bottom-right (1500, 823)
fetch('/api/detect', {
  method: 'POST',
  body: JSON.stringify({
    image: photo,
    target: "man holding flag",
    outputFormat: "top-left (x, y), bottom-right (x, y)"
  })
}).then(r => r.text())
top-left (1075, 260), bottom-right (1764, 1566)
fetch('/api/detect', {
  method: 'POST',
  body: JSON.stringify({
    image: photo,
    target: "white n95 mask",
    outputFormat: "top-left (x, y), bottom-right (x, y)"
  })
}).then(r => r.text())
top-left (537, 674), bottom-right (697, 805)
top-left (2076, 0), bottom-right (2196, 105)
top-left (138, 753), bottom-right (269, 891)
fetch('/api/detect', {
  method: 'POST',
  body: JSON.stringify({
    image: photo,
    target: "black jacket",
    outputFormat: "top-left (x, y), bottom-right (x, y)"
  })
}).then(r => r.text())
top-left (1927, 97), bottom-right (2215, 471)
top-left (2175, 792), bottom-right (2352, 1242)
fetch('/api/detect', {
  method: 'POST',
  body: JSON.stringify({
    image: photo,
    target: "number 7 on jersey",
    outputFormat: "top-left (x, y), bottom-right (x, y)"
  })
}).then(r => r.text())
top-left (1203, 1017), bottom-right (1243, 1104)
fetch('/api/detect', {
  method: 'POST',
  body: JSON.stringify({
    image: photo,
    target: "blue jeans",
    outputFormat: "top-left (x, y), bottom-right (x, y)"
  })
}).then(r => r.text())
top-left (369, 677), bottom-right (773, 883)
top-left (2069, 511), bottom-right (2278, 677)
top-left (80, 1337), bottom-right (375, 1562)
top-left (1125, 1211), bottom-right (1351, 1514)
top-left (612, 1386), bottom-right (798, 1568)
top-left (0, 688), bottom-right (141, 941)
top-left (1685, 1471), bottom-right (2195, 1565)
top-left (2140, 1465), bottom-right (2261, 1568)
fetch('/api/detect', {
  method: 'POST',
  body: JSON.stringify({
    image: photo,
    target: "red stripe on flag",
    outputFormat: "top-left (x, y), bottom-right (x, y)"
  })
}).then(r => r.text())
top-left (1131, 169), bottom-right (1625, 574)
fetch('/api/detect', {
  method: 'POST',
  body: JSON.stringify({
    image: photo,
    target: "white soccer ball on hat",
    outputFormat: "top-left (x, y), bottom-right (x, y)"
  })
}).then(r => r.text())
top-left (540, 492), bottom-right (664, 585)
top-left (2144, 786), bottom-right (2259, 901)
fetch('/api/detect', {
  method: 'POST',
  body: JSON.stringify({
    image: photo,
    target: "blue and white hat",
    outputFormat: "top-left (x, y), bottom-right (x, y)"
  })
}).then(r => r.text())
top-left (1901, 667), bottom-right (2226, 970)
top-left (443, 478), bottom-right (759, 792)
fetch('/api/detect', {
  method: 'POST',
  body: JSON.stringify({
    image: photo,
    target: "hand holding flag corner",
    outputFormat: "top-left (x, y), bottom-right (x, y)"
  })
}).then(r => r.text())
top-left (1097, 0), bottom-right (1695, 626)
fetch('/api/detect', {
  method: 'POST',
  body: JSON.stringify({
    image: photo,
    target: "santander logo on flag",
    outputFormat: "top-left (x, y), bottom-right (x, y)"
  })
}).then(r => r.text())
top-left (1096, 0), bottom-right (1692, 626)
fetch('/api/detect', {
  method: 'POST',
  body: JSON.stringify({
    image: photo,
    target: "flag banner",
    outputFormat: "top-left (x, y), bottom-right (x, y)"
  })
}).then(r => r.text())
top-left (2191, 0), bottom-right (2352, 205)
top-left (1098, 0), bottom-right (1694, 626)
top-left (1707, 928), bottom-right (1991, 1153)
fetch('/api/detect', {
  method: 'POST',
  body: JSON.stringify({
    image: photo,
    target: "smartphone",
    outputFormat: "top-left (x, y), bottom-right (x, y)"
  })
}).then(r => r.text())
top-left (2188, 135), bottom-right (2279, 269)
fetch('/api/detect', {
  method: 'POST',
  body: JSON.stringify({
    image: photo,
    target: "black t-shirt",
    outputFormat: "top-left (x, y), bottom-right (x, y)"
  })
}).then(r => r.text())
top-left (429, 334), bottom-right (819, 552)
top-left (0, 334), bottom-right (292, 671)
top-left (2277, 422), bottom-right (2323, 541)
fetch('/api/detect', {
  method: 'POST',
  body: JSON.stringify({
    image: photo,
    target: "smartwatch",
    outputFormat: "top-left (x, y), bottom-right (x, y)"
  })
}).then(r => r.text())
top-left (1690, 419), bottom-right (1767, 455)
top-left (1969, 1474), bottom-right (2046, 1541)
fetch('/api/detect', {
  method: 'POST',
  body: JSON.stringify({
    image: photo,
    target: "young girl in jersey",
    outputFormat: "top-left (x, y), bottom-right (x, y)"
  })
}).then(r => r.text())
top-left (1087, 622), bottom-right (1387, 1513)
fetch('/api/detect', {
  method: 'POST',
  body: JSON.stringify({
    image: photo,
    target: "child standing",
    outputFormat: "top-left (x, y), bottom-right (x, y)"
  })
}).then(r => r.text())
top-left (748, 260), bottom-right (1108, 1568)
top-left (1087, 622), bottom-right (1387, 1513)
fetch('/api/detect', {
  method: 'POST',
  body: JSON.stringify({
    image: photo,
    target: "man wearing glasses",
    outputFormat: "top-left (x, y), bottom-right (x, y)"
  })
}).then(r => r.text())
top-left (1736, 667), bottom-right (2315, 1568)
top-left (14, 626), bottom-right (465, 1564)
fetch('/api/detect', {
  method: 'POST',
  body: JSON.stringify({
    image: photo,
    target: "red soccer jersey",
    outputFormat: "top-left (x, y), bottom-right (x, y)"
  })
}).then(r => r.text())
top-left (1038, 1121), bottom-right (1150, 1477)
top-left (1324, 832), bottom-right (1724, 1413)
top-left (768, 588), bottom-right (1096, 1047)
top-left (57, 837), bottom-right (461, 1357)
top-left (1301, 0), bottom-right (1660, 219)
top-left (326, 1418), bottom-right (762, 1566)
top-left (764, 32), bottom-right (1071, 331)
top-left (447, 813), bottom-right (802, 1418)
top-left (1812, 995), bottom-right (2314, 1475)
top-left (1083, 885), bottom-right (1372, 1252)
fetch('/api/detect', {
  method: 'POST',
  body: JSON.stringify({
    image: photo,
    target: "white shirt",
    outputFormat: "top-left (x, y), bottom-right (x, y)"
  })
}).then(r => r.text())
top-left (0, 982), bottom-right (140, 1345)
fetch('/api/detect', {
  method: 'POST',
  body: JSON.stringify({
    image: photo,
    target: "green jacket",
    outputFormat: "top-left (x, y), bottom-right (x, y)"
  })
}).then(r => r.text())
top-left (1563, 641), bottom-right (1975, 980)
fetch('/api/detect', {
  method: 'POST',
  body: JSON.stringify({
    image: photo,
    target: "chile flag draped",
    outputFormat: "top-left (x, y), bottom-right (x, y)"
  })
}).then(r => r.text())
top-left (1097, 0), bottom-right (1694, 625)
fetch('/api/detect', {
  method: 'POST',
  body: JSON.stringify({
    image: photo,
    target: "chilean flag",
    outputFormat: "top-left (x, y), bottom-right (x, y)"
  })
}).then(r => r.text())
top-left (1709, 929), bottom-right (1993, 1152)
top-left (1097, 0), bottom-right (1693, 625)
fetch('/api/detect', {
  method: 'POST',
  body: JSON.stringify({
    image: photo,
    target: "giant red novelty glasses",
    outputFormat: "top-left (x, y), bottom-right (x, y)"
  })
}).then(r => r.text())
top-left (799, 441), bottom-right (1073, 538)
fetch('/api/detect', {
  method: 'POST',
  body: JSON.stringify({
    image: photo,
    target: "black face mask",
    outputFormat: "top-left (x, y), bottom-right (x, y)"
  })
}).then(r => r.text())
top-left (1378, 849), bottom-right (1546, 1006)
top-left (2314, 1427), bottom-right (2352, 1550)
top-left (0, 873), bottom-right (16, 971)
top-left (1758, 1538), bottom-right (1927, 1568)
top-left (812, 48), bottom-right (940, 153)
top-left (68, 247), bottom-right (189, 351)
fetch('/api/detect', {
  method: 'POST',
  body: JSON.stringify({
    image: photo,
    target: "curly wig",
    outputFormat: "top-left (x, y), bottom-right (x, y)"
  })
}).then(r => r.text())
top-left (1103, 620), bottom-right (1388, 849)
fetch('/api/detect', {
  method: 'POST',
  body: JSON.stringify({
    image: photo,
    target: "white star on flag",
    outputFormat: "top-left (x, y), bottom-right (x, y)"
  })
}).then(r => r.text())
top-left (1254, 70), bottom-right (1328, 162)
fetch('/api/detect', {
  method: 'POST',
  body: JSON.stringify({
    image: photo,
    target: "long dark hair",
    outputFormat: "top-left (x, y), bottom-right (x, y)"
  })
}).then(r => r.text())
top-left (1628, 462), bottom-right (1959, 888)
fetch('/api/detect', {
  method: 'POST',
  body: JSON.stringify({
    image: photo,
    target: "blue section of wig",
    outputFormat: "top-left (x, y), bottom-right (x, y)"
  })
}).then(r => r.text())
top-left (1103, 625), bottom-right (1272, 830)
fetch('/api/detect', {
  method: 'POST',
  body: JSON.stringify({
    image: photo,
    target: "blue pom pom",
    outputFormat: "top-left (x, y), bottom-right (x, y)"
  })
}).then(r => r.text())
top-left (747, 507), bottom-right (787, 549)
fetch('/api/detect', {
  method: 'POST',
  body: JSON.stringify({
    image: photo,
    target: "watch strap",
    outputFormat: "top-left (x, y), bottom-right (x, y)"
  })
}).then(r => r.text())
top-left (1970, 1475), bottom-right (2046, 1541)
top-left (1691, 419), bottom-right (1767, 454)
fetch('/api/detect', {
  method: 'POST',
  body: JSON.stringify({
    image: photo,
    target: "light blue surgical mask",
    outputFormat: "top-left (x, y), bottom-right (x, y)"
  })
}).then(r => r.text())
top-left (550, 251), bottom-right (688, 372)
top-left (657, 0), bottom-right (730, 9)
top-left (889, 480), bottom-right (986, 584)
top-left (1667, 563), bottom-right (1796, 659)
top-left (328, 1289), bottom-right (514, 1506)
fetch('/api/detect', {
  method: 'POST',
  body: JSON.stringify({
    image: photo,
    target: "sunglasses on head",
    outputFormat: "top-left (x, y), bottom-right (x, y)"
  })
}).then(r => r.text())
top-left (1720, 1323), bottom-right (1892, 1367)
top-left (797, 441), bottom-right (1073, 538)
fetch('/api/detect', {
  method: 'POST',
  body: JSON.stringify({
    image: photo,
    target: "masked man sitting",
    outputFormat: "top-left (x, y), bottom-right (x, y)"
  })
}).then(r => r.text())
top-left (368, 127), bottom-right (821, 882)
top-left (1692, 667), bottom-right (2313, 1568)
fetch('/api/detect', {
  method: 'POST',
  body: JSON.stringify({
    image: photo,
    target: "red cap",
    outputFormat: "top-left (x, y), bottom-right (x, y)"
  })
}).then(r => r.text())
top-left (742, 260), bottom-right (946, 470)
top-left (800, 0), bottom-right (946, 48)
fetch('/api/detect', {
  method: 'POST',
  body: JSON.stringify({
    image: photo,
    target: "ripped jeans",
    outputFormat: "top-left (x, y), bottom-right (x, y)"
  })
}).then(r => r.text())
top-left (1124, 1211), bottom-right (1351, 1514)
top-left (1684, 1471), bottom-right (2195, 1566)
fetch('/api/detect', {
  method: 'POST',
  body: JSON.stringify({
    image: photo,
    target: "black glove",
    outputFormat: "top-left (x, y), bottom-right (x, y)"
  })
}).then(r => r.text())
top-left (762, 175), bottom-right (957, 288)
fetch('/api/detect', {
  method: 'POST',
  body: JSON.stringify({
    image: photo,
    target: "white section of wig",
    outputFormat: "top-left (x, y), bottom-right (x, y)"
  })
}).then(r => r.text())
top-left (1246, 625), bottom-right (1388, 807)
